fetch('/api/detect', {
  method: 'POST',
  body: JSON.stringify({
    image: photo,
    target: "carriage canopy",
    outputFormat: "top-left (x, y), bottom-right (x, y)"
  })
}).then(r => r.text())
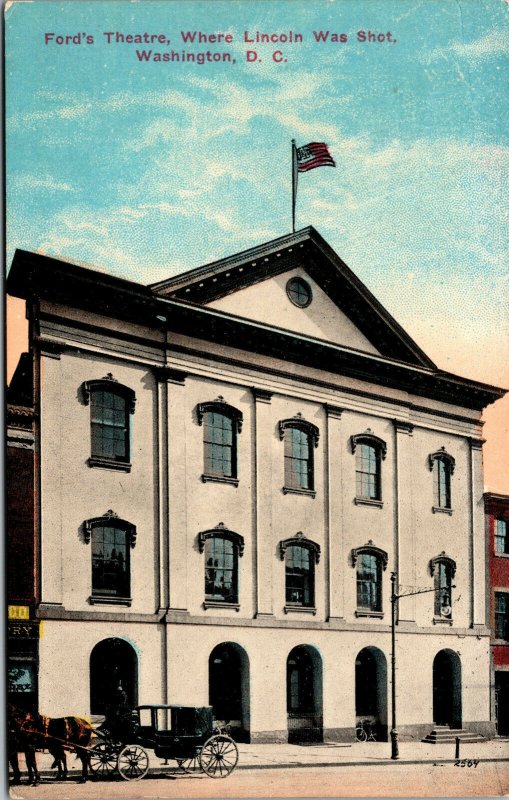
top-left (135, 705), bottom-right (215, 736)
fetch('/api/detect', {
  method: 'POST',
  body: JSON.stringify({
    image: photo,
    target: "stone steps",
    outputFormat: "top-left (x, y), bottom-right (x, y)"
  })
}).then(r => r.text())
top-left (422, 726), bottom-right (485, 744)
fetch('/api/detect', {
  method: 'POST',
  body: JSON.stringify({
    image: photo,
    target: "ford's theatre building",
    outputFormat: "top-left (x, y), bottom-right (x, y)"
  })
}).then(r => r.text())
top-left (7, 227), bottom-right (505, 742)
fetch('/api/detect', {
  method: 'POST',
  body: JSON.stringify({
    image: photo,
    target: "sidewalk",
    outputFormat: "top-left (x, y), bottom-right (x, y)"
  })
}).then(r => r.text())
top-left (234, 739), bottom-right (509, 770)
top-left (17, 737), bottom-right (509, 778)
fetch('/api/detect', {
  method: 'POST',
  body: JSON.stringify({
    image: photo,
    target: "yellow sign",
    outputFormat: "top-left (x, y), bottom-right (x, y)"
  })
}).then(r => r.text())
top-left (8, 605), bottom-right (30, 620)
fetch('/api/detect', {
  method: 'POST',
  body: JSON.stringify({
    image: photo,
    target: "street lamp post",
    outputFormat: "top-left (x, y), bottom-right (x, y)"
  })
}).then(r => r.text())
top-left (390, 572), bottom-right (399, 759)
top-left (390, 572), bottom-right (455, 761)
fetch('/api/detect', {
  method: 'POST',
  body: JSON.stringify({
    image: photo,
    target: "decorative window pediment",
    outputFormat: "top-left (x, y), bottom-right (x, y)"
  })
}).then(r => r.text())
top-left (429, 448), bottom-right (455, 511)
top-left (81, 374), bottom-right (136, 414)
top-left (351, 540), bottom-right (388, 570)
top-left (82, 375), bottom-right (135, 470)
top-left (196, 398), bottom-right (243, 433)
top-left (199, 523), bottom-right (244, 608)
top-left (197, 522), bottom-right (245, 556)
top-left (278, 415), bottom-right (319, 447)
top-left (429, 552), bottom-right (456, 578)
top-left (280, 415), bottom-right (318, 495)
top-left (281, 533), bottom-right (318, 611)
top-left (279, 532), bottom-right (321, 564)
top-left (428, 447), bottom-right (455, 474)
top-left (352, 541), bottom-right (387, 615)
top-left (350, 430), bottom-right (387, 460)
top-left (351, 430), bottom-right (386, 503)
top-left (430, 552), bottom-right (456, 621)
top-left (197, 398), bottom-right (242, 483)
top-left (83, 510), bottom-right (137, 548)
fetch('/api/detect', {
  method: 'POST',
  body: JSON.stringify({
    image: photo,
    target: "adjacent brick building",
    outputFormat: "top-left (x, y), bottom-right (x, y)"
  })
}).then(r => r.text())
top-left (485, 492), bottom-right (509, 736)
top-left (7, 352), bottom-right (39, 712)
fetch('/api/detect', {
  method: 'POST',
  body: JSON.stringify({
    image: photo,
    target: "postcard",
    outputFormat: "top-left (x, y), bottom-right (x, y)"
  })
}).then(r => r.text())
top-left (5, 0), bottom-right (509, 797)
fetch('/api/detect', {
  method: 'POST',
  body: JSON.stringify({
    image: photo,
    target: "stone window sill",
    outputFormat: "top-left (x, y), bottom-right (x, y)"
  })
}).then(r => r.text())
top-left (432, 616), bottom-right (453, 625)
top-left (89, 595), bottom-right (132, 606)
top-left (88, 457), bottom-right (132, 473)
top-left (432, 506), bottom-right (453, 515)
top-left (282, 487), bottom-right (316, 498)
top-left (284, 604), bottom-right (317, 616)
top-left (354, 497), bottom-right (383, 508)
top-left (203, 600), bottom-right (240, 612)
top-left (494, 552), bottom-right (509, 559)
top-left (201, 474), bottom-right (239, 487)
top-left (355, 609), bottom-right (384, 619)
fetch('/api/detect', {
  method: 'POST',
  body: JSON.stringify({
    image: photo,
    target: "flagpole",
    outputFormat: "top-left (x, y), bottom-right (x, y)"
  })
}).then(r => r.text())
top-left (291, 139), bottom-right (298, 233)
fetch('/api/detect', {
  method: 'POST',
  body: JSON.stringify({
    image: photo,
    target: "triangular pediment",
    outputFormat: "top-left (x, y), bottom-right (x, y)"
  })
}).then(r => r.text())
top-left (150, 227), bottom-right (436, 368)
top-left (207, 267), bottom-right (380, 354)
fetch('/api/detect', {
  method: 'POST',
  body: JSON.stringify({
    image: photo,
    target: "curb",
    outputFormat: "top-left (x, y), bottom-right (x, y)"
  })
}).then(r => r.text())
top-left (23, 755), bottom-right (509, 781)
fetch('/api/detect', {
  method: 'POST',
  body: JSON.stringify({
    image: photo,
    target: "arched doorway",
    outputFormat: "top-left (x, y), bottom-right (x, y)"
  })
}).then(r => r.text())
top-left (287, 645), bottom-right (323, 743)
top-left (209, 642), bottom-right (250, 742)
top-left (90, 638), bottom-right (138, 715)
top-left (355, 647), bottom-right (388, 741)
top-left (433, 649), bottom-right (462, 728)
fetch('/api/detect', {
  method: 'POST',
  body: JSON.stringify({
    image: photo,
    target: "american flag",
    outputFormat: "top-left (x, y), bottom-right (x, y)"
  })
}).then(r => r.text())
top-left (296, 142), bottom-right (336, 172)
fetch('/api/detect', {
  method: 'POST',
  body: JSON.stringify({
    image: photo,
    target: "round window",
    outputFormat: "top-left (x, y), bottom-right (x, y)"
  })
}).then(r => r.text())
top-left (286, 277), bottom-right (312, 308)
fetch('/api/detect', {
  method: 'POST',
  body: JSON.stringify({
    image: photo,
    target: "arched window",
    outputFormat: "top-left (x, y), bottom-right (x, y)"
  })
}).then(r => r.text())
top-left (197, 399), bottom-right (243, 485)
top-left (355, 647), bottom-right (388, 740)
top-left (84, 511), bottom-right (136, 605)
top-left (280, 534), bottom-right (320, 612)
top-left (198, 523), bottom-right (244, 609)
top-left (209, 642), bottom-right (250, 740)
top-left (430, 552), bottom-right (456, 621)
top-left (90, 638), bottom-right (138, 714)
top-left (351, 431), bottom-right (387, 504)
top-left (286, 645), bottom-right (323, 743)
top-left (351, 542), bottom-right (388, 616)
top-left (82, 374), bottom-right (135, 471)
top-left (279, 416), bottom-right (319, 495)
top-left (428, 448), bottom-right (455, 512)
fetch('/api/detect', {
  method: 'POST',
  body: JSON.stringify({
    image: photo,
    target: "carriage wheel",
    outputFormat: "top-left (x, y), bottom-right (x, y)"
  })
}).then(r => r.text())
top-left (117, 745), bottom-right (149, 781)
top-left (199, 735), bottom-right (239, 778)
top-left (89, 742), bottom-right (118, 777)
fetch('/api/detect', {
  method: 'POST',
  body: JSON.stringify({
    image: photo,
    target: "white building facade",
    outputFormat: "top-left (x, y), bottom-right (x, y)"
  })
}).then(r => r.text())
top-left (7, 227), bottom-right (504, 742)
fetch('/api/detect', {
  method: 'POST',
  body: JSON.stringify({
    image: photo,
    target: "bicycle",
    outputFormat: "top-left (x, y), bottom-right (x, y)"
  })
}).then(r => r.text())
top-left (355, 720), bottom-right (377, 742)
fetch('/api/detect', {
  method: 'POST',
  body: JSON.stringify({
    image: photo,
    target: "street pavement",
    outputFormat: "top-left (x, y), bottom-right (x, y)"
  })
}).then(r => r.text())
top-left (12, 737), bottom-right (509, 778)
top-left (7, 758), bottom-right (509, 800)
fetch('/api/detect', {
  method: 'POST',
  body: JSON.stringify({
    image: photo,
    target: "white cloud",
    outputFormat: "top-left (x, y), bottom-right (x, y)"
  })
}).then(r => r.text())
top-left (63, 219), bottom-right (109, 236)
top-left (14, 175), bottom-right (75, 192)
top-left (139, 202), bottom-right (192, 217)
top-left (427, 29), bottom-right (508, 62)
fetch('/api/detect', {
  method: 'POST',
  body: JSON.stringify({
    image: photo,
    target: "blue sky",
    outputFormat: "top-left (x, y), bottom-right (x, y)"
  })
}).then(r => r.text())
top-left (5, 0), bottom-right (508, 388)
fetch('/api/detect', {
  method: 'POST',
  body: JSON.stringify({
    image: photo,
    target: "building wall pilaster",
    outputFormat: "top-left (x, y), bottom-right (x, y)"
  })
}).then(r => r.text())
top-left (326, 405), bottom-right (344, 620)
top-left (39, 344), bottom-right (64, 608)
top-left (470, 438), bottom-right (486, 627)
top-left (252, 388), bottom-right (274, 617)
top-left (393, 420), bottom-right (415, 621)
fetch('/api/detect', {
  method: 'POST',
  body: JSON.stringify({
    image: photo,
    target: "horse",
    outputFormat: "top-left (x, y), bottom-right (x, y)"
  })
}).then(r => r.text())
top-left (11, 707), bottom-right (94, 783)
top-left (24, 711), bottom-right (94, 782)
top-left (8, 705), bottom-right (41, 786)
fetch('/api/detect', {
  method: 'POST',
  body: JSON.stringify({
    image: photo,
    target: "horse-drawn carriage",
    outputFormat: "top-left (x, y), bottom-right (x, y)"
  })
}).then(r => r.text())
top-left (90, 704), bottom-right (239, 781)
top-left (9, 703), bottom-right (239, 784)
